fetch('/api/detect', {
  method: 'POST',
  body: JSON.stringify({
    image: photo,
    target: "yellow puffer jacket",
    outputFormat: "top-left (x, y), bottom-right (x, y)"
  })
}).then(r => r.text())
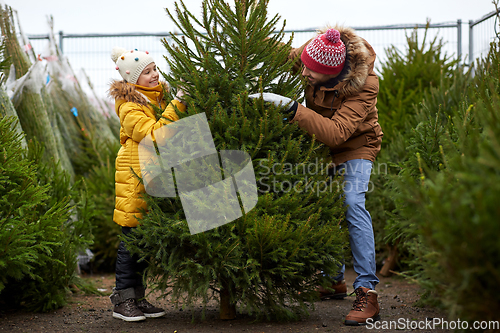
top-left (108, 80), bottom-right (186, 227)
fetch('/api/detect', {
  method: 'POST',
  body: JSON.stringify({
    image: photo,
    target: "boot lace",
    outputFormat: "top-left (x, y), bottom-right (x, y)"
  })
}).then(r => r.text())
top-left (137, 298), bottom-right (154, 309)
top-left (351, 288), bottom-right (368, 312)
top-left (124, 298), bottom-right (139, 311)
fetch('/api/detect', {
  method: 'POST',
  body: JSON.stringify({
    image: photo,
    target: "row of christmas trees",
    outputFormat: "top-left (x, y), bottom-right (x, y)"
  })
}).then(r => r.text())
top-left (0, 4), bottom-right (121, 311)
top-left (134, 0), bottom-right (500, 322)
top-left (0, 5), bottom-right (120, 181)
top-left (367, 6), bottom-right (500, 324)
top-left (1, 0), bottom-right (349, 318)
top-left (1, 0), bottom-right (499, 323)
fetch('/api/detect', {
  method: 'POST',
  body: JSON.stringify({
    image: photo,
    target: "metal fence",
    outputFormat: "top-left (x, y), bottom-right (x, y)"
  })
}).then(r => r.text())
top-left (469, 9), bottom-right (500, 64)
top-left (26, 9), bottom-right (499, 99)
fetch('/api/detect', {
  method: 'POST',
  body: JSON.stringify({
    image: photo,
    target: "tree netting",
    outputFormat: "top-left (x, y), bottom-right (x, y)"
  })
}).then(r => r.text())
top-left (1, 5), bottom-right (120, 181)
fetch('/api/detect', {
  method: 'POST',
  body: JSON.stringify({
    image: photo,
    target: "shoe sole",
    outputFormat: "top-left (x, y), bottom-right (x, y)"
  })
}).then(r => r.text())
top-left (345, 315), bottom-right (381, 326)
top-left (112, 312), bottom-right (146, 322)
top-left (143, 311), bottom-right (166, 318)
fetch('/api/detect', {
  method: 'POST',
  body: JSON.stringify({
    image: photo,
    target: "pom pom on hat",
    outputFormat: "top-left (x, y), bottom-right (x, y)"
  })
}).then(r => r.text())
top-left (111, 46), bottom-right (154, 85)
top-left (301, 28), bottom-right (346, 75)
top-left (111, 46), bottom-right (128, 63)
top-left (325, 29), bottom-right (341, 43)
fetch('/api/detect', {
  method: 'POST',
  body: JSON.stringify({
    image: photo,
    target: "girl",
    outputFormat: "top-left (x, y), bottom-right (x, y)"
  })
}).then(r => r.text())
top-left (107, 46), bottom-right (186, 322)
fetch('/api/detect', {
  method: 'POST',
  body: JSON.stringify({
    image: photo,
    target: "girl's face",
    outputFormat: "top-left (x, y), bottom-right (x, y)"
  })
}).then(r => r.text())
top-left (137, 62), bottom-right (159, 87)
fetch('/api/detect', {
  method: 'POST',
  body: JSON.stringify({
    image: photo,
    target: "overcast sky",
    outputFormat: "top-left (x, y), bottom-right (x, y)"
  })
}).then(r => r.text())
top-left (8, 0), bottom-right (499, 36)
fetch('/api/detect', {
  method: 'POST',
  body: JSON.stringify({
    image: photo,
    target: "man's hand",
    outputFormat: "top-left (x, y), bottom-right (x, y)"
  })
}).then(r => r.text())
top-left (248, 92), bottom-right (295, 112)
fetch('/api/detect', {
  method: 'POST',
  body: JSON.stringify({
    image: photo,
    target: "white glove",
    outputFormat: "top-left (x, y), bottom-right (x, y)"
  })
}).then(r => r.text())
top-left (248, 92), bottom-right (294, 111)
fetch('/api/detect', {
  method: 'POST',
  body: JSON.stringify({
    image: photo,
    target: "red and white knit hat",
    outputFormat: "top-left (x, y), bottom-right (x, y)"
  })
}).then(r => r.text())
top-left (301, 29), bottom-right (346, 75)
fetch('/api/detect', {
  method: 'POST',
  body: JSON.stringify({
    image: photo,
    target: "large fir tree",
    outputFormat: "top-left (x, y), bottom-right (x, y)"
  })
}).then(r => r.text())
top-left (126, 0), bottom-right (348, 320)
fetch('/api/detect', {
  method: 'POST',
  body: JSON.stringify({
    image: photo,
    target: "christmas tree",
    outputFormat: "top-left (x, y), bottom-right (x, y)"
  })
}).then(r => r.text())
top-left (382, 35), bottom-right (500, 323)
top-left (126, 0), bottom-right (348, 320)
top-left (0, 5), bottom-right (74, 180)
top-left (0, 116), bottom-right (94, 311)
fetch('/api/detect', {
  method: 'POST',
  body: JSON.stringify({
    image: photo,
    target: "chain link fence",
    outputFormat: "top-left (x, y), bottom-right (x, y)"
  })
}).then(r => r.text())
top-left (469, 9), bottom-right (500, 65)
top-left (26, 9), bottom-right (499, 99)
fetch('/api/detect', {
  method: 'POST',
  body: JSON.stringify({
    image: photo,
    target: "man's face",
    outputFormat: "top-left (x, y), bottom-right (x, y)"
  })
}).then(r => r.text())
top-left (301, 66), bottom-right (339, 86)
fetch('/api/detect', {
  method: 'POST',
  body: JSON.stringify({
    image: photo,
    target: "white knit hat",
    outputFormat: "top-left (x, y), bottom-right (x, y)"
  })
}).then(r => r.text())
top-left (111, 46), bottom-right (154, 85)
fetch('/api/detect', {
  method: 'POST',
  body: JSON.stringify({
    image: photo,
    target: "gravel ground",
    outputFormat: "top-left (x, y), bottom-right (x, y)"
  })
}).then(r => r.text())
top-left (0, 268), bottom-right (451, 333)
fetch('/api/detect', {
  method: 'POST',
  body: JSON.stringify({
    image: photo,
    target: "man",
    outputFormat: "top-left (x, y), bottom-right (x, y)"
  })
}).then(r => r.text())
top-left (250, 26), bottom-right (383, 326)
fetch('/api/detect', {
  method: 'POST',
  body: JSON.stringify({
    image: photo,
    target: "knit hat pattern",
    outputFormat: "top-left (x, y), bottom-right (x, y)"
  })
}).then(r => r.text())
top-left (301, 29), bottom-right (346, 75)
top-left (111, 46), bottom-right (154, 85)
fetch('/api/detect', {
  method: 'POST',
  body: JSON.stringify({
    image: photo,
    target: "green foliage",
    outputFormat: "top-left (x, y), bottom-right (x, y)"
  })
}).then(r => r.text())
top-left (385, 40), bottom-right (500, 322)
top-left (0, 116), bottom-right (93, 312)
top-left (65, 110), bottom-right (120, 273)
top-left (81, 157), bottom-right (121, 272)
top-left (0, 117), bottom-right (53, 292)
top-left (367, 25), bottom-right (460, 265)
top-left (382, 63), bottom-right (472, 252)
top-left (377, 24), bottom-right (458, 147)
top-left (0, 6), bottom-right (120, 277)
top-left (125, 0), bottom-right (348, 321)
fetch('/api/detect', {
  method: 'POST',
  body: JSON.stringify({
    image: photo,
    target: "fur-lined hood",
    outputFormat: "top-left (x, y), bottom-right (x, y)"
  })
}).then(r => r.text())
top-left (290, 25), bottom-right (382, 168)
top-left (108, 79), bottom-right (169, 107)
top-left (318, 25), bottom-right (376, 97)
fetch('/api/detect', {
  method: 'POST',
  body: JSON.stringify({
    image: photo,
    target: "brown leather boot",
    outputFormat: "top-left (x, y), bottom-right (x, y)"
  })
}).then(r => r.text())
top-left (318, 279), bottom-right (347, 300)
top-left (344, 287), bottom-right (380, 325)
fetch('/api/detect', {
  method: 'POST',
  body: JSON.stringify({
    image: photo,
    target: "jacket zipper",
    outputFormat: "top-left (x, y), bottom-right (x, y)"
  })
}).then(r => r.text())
top-left (330, 90), bottom-right (339, 114)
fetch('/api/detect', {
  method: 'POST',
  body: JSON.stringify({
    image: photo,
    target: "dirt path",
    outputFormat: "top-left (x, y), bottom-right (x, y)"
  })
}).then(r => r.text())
top-left (0, 268), bottom-right (450, 333)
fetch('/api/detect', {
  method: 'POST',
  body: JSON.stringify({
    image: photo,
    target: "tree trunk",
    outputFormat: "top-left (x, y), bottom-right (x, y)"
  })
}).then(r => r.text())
top-left (379, 239), bottom-right (400, 277)
top-left (219, 280), bottom-right (236, 320)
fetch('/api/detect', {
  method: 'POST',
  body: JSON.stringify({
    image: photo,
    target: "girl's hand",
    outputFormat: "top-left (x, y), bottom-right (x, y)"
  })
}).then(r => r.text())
top-left (174, 79), bottom-right (188, 106)
top-left (175, 87), bottom-right (186, 100)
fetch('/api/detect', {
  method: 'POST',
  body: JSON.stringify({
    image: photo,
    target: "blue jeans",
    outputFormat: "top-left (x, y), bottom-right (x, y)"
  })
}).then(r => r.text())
top-left (331, 159), bottom-right (379, 290)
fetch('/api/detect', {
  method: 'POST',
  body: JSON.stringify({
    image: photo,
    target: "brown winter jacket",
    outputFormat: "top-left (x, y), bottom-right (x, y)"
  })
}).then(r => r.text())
top-left (289, 26), bottom-right (383, 166)
top-left (108, 80), bottom-right (186, 227)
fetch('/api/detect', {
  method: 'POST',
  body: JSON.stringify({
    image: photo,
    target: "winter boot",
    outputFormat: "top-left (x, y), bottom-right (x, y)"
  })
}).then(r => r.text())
top-left (135, 286), bottom-right (166, 318)
top-left (317, 279), bottom-right (347, 300)
top-left (110, 287), bottom-right (146, 322)
top-left (344, 287), bottom-right (380, 326)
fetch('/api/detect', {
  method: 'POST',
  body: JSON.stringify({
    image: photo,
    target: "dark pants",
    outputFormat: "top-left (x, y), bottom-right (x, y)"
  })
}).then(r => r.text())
top-left (115, 227), bottom-right (148, 290)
